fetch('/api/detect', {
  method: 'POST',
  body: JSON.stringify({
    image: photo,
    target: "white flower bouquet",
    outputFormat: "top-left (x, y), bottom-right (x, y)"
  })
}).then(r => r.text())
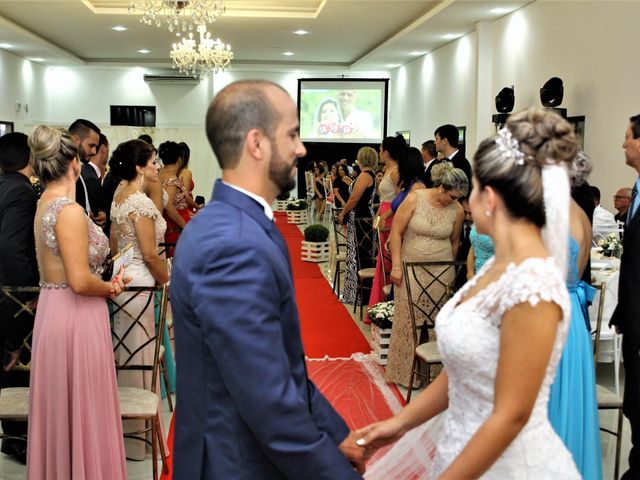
top-left (597, 232), bottom-right (622, 258)
top-left (368, 300), bottom-right (394, 329)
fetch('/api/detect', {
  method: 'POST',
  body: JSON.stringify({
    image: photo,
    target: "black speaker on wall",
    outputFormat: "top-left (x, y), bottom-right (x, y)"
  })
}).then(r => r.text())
top-left (540, 77), bottom-right (564, 107)
top-left (495, 86), bottom-right (515, 113)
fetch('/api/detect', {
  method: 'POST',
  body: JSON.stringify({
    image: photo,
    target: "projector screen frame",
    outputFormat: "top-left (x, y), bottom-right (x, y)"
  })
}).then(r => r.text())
top-left (297, 78), bottom-right (389, 144)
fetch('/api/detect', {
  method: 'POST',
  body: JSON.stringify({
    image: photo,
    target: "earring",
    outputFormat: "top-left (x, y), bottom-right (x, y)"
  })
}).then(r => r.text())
top-left (485, 210), bottom-right (492, 217)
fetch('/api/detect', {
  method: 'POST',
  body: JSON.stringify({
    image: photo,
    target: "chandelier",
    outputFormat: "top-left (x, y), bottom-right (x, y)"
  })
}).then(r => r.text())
top-left (170, 24), bottom-right (233, 76)
top-left (129, 1), bottom-right (226, 35)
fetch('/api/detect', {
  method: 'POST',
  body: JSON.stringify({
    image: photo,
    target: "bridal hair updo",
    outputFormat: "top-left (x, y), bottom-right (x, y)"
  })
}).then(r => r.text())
top-left (567, 150), bottom-right (592, 187)
top-left (28, 125), bottom-right (78, 186)
top-left (108, 139), bottom-right (155, 182)
top-left (431, 162), bottom-right (469, 196)
top-left (473, 108), bottom-right (578, 227)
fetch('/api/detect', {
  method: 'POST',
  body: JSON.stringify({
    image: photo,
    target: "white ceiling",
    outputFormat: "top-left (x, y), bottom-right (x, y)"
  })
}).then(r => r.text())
top-left (0, 0), bottom-right (531, 71)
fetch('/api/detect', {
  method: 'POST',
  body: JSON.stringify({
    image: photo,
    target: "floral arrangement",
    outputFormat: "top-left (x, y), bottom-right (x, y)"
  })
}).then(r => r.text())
top-left (286, 199), bottom-right (308, 211)
top-left (368, 300), bottom-right (394, 329)
top-left (597, 232), bottom-right (622, 257)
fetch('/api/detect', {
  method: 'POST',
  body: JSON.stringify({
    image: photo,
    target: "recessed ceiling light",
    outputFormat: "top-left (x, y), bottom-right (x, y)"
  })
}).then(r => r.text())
top-left (112, 25), bottom-right (127, 31)
top-left (387, 64), bottom-right (400, 69)
top-left (138, 49), bottom-right (150, 54)
top-left (410, 51), bottom-right (427, 56)
top-left (29, 58), bottom-right (44, 62)
top-left (283, 51), bottom-right (294, 56)
top-left (0, 43), bottom-right (11, 49)
top-left (442, 34), bottom-right (460, 40)
top-left (293, 29), bottom-right (308, 35)
top-left (490, 7), bottom-right (512, 14)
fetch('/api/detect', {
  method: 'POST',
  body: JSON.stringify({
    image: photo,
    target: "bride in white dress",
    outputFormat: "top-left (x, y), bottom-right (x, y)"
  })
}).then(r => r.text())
top-left (358, 109), bottom-right (581, 479)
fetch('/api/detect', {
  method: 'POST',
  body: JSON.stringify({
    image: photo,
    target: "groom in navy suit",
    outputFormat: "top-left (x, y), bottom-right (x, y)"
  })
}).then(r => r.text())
top-left (171, 80), bottom-right (365, 479)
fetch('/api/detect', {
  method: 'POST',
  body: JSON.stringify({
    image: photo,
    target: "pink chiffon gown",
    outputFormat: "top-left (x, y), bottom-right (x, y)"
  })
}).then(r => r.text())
top-left (27, 197), bottom-right (127, 479)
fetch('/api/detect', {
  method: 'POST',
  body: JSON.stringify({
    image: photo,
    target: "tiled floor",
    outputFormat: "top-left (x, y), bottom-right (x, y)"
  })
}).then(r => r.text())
top-left (0, 217), bottom-right (632, 479)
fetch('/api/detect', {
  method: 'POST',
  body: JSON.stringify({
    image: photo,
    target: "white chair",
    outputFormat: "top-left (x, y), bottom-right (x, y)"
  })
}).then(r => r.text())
top-left (589, 273), bottom-right (622, 396)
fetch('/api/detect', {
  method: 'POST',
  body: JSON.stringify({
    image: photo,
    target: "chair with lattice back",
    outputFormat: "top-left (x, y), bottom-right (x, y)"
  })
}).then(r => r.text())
top-left (0, 285), bottom-right (39, 443)
top-left (331, 209), bottom-right (347, 295)
top-left (591, 282), bottom-right (624, 480)
top-left (352, 217), bottom-right (378, 320)
top-left (109, 284), bottom-right (170, 480)
top-left (403, 260), bottom-right (465, 402)
top-left (375, 219), bottom-right (393, 301)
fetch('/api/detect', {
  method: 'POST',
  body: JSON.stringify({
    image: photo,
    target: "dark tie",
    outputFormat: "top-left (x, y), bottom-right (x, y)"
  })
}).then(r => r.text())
top-left (629, 184), bottom-right (638, 223)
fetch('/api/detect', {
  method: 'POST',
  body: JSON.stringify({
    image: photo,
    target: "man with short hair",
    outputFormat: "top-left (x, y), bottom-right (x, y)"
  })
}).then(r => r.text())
top-left (591, 185), bottom-right (619, 241)
top-left (68, 119), bottom-right (105, 225)
top-left (614, 187), bottom-right (633, 228)
top-left (421, 139), bottom-right (441, 187)
top-left (434, 124), bottom-right (472, 187)
top-left (0, 132), bottom-right (39, 464)
top-left (611, 114), bottom-right (640, 480)
top-left (92, 133), bottom-right (109, 180)
top-left (171, 80), bottom-right (364, 479)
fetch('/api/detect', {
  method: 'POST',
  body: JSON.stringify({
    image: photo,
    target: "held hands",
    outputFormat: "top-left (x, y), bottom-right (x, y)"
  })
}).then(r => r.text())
top-left (338, 430), bottom-right (367, 475)
top-left (355, 416), bottom-right (407, 453)
top-left (109, 265), bottom-right (132, 299)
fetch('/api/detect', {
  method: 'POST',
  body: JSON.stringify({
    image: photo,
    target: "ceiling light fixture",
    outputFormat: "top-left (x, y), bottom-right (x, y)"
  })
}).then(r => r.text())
top-left (29, 58), bottom-right (44, 62)
top-left (293, 29), bottom-right (308, 35)
top-left (410, 51), bottom-right (426, 56)
top-left (0, 43), bottom-right (11, 49)
top-left (129, 0), bottom-right (226, 35)
top-left (442, 33), bottom-right (460, 40)
top-left (490, 7), bottom-right (512, 15)
top-left (112, 25), bottom-right (128, 31)
top-left (138, 49), bottom-right (151, 53)
top-left (170, 23), bottom-right (233, 76)
top-left (283, 51), bottom-right (294, 56)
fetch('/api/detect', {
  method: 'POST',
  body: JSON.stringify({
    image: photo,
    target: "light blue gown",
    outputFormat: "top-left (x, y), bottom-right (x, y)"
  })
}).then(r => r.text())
top-left (549, 237), bottom-right (603, 479)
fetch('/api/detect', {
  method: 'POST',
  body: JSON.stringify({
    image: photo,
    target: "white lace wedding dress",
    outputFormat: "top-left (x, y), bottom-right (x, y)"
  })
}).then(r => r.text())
top-left (365, 257), bottom-right (580, 479)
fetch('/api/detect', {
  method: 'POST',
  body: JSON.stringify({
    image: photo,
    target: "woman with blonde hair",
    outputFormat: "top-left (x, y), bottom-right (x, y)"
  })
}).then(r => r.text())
top-left (384, 160), bottom-right (466, 388)
top-left (27, 125), bottom-right (128, 479)
top-left (339, 146), bottom-right (378, 305)
top-left (359, 109), bottom-right (581, 479)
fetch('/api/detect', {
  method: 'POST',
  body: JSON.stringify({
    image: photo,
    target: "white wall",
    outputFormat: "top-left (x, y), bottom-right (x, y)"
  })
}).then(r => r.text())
top-left (387, 0), bottom-right (640, 212)
top-left (388, 32), bottom-right (478, 158)
top-left (0, 49), bottom-right (42, 132)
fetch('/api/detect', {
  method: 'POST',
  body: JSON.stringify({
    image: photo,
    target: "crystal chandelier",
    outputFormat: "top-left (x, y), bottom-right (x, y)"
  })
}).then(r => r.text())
top-left (129, 1), bottom-right (226, 35)
top-left (170, 24), bottom-right (233, 76)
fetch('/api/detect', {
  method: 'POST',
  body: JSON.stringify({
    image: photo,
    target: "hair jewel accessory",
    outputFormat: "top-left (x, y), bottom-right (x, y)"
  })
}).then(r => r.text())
top-left (495, 127), bottom-right (527, 166)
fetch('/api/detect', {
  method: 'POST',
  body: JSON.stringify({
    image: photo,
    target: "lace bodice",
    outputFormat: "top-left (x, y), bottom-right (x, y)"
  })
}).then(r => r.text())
top-left (432, 257), bottom-right (579, 478)
top-left (402, 190), bottom-right (457, 262)
top-left (378, 168), bottom-right (397, 203)
top-left (40, 197), bottom-right (109, 277)
top-left (110, 191), bottom-right (167, 269)
top-left (163, 177), bottom-right (188, 210)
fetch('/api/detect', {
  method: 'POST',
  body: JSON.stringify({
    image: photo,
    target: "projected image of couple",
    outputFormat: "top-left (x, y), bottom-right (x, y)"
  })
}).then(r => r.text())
top-left (315, 90), bottom-right (375, 139)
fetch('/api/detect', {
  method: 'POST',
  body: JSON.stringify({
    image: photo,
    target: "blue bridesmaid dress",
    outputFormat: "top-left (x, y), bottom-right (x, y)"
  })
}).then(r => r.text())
top-left (549, 237), bottom-right (603, 479)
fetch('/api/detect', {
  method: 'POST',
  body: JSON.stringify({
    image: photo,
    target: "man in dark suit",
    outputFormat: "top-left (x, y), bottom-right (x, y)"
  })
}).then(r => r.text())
top-left (0, 132), bottom-right (39, 463)
top-left (68, 119), bottom-right (105, 226)
top-left (611, 113), bottom-right (640, 480)
top-left (434, 123), bottom-right (472, 187)
top-left (421, 139), bottom-right (442, 188)
top-left (171, 80), bottom-right (364, 479)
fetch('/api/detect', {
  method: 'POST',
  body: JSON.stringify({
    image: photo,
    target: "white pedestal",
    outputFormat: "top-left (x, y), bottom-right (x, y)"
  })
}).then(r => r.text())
top-left (287, 210), bottom-right (308, 224)
top-left (301, 241), bottom-right (330, 263)
top-left (371, 324), bottom-right (392, 366)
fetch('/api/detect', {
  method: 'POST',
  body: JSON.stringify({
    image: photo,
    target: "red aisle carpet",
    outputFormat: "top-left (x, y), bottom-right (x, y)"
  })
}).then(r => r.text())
top-left (160, 212), bottom-right (396, 479)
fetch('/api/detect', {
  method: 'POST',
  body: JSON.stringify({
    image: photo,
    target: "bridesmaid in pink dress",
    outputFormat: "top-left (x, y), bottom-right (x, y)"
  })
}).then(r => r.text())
top-left (27, 125), bottom-right (128, 479)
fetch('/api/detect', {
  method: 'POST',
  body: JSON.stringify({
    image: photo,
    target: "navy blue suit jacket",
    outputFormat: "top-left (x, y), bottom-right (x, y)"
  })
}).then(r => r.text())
top-left (171, 180), bottom-right (360, 479)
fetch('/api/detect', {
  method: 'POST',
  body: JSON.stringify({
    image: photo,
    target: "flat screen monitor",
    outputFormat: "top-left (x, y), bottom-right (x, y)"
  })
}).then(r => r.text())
top-left (298, 79), bottom-right (388, 143)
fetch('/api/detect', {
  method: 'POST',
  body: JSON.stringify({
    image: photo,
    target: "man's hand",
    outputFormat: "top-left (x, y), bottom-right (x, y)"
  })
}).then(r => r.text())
top-left (338, 430), bottom-right (366, 475)
top-left (93, 210), bottom-right (107, 226)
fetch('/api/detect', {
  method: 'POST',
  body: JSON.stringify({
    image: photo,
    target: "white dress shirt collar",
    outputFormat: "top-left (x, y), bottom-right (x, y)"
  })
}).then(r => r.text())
top-left (222, 180), bottom-right (274, 221)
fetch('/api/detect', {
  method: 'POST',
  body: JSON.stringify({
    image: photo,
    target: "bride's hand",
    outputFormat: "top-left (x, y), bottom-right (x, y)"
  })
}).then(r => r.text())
top-left (355, 417), bottom-right (406, 453)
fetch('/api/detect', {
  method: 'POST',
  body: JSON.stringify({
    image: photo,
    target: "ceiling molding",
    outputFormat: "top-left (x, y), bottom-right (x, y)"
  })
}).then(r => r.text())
top-left (352, 0), bottom-right (455, 67)
top-left (81, 0), bottom-right (327, 18)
